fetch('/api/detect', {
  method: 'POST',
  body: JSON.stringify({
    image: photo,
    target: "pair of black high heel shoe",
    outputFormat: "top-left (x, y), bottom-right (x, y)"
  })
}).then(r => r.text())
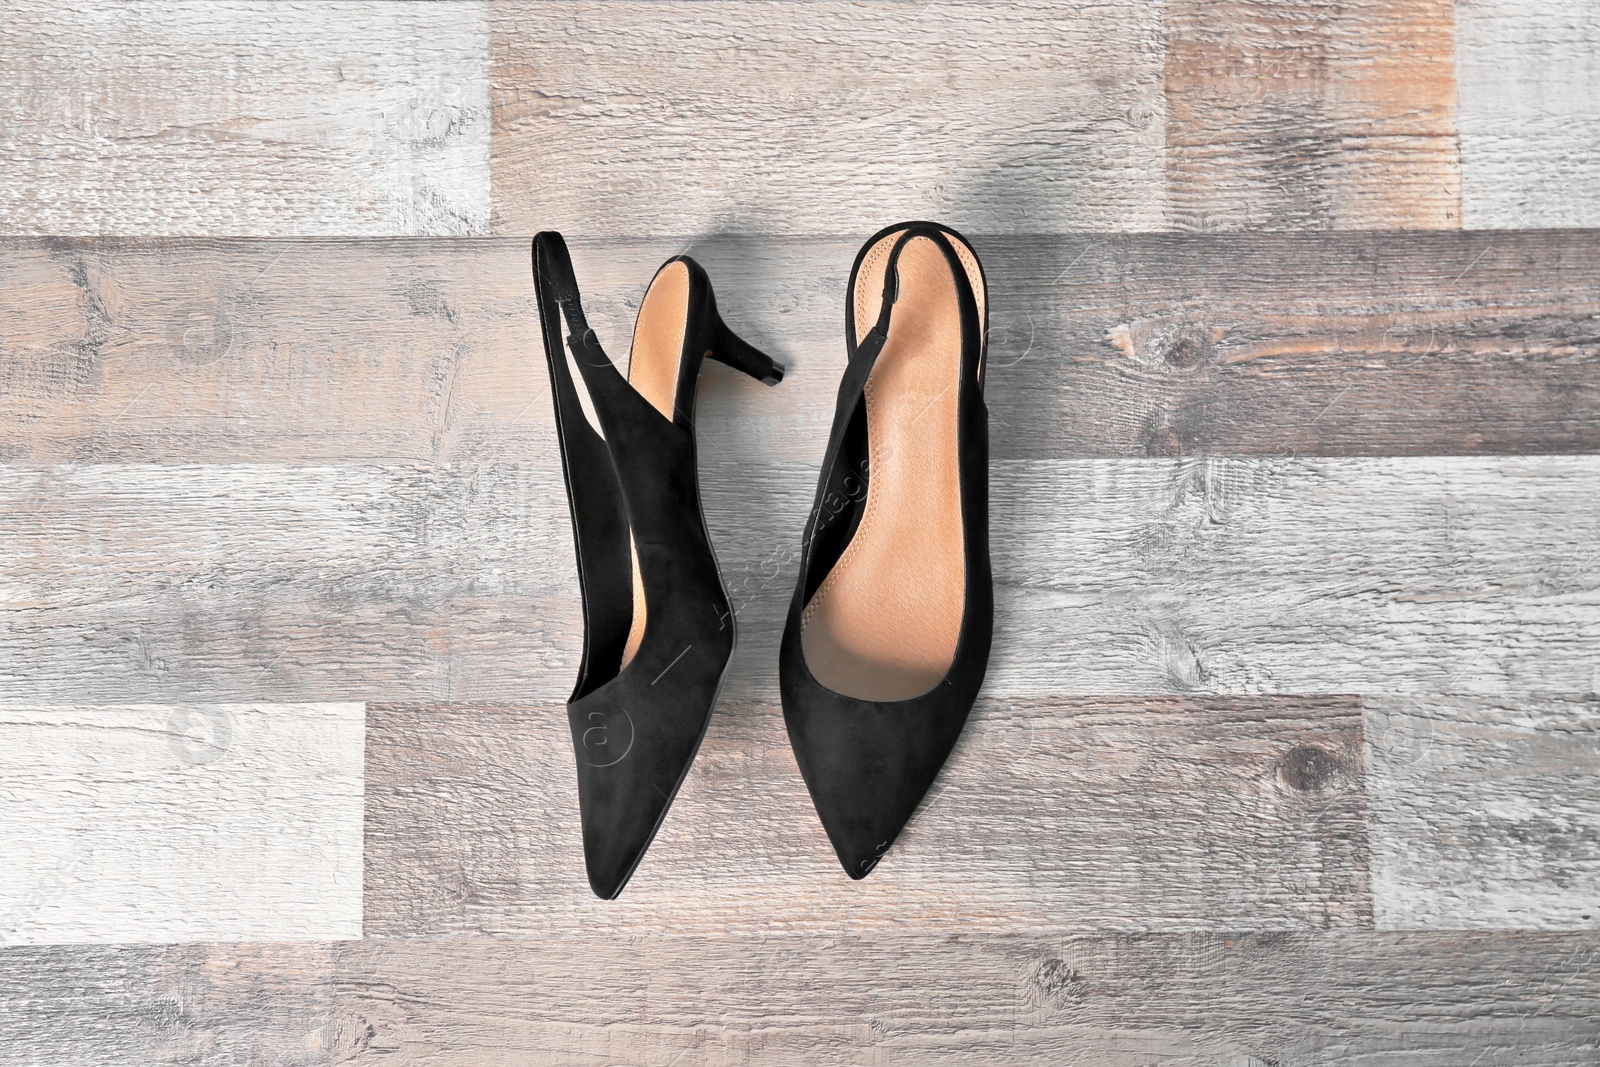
top-left (534, 222), bottom-right (991, 899)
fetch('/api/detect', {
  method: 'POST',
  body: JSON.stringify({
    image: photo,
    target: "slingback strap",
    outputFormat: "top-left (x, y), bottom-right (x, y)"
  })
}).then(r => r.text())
top-left (851, 223), bottom-right (985, 395)
top-left (849, 223), bottom-right (985, 386)
top-left (533, 232), bottom-right (634, 700)
top-left (534, 231), bottom-right (624, 378)
top-left (797, 224), bottom-right (986, 602)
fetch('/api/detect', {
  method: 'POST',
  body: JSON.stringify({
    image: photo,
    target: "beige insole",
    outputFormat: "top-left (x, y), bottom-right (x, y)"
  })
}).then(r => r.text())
top-left (801, 231), bottom-right (985, 701)
top-left (620, 261), bottom-right (689, 670)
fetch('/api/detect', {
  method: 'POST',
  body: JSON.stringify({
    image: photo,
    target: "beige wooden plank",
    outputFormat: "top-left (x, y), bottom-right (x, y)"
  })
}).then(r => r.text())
top-left (1, 457), bottom-right (1597, 703)
top-left (0, 1), bottom-right (489, 236)
top-left (0, 704), bottom-right (363, 945)
top-left (1165, 0), bottom-right (1459, 230)
top-left (490, 1), bottom-right (1166, 236)
top-left (365, 696), bottom-right (1369, 934)
top-left (1457, 1), bottom-right (1600, 229)
top-left (9, 232), bottom-right (1600, 464)
top-left (0, 238), bottom-right (547, 463)
top-left (9, 935), bottom-right (1598, 1065)
top-left (1370, 693), bottom-right (1600, 931)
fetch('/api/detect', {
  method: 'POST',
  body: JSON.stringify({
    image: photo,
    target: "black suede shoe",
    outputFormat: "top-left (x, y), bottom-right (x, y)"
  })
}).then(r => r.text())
top-left (534, 232), bottom-right (783, 899)
top-left (779, 222), bottom-right (991, 879)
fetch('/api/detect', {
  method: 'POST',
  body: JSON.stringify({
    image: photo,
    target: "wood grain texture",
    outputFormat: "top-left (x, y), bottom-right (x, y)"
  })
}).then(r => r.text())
top-left (976, 456), bottom-right (1600, 699)
top-left (2, 457), bottom-right (1596, 703)
top-left (1165, 0), bottom-right (1459, 230)
top-left (1369, 693), bottom-right (1600, 931)
top-left (329, 933), bottom-right (1600, 1066)
top-left (0, 1), bottom-right (490, 236)
top-left (0, 943), bottom-right (335, 1066)
top-left (6, 934), bottom-right (1596, 1065)
top-left (0, 462), bottom-right (573, 703)
top-left (1456, 0), bottom-right (1600, 229)
top-left (8, 231), bottom-right (1600, 465)
top-left (0, 239), bottom-right (544, 464)
top-left (365, 696), bottom-right (1369, 935)
top-left (491, 1), bottom-right (1166, 236)
top-left (0, 704), bottom-right (363, 945)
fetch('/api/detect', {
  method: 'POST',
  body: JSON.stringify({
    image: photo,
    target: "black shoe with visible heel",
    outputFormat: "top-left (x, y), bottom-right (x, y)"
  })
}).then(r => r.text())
top-left (533, 232), bottom-right (782, 899)
top-left (779, 221), bottom-right (991, 879)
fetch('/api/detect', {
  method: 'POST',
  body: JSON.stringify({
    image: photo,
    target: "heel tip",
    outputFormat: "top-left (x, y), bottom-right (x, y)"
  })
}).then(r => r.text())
top-left (760, 362), bottom-right (785, 386)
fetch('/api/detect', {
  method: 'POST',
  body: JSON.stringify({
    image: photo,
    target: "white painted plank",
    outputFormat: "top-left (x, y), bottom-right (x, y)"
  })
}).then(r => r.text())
top-left (1457, 0), bottom-right (1600, 228)
top-left (0, 703), bottom-right (363, 944)
top-left (491, 1), bottom-right (1167, 235)
top-left (1, 457), bottom-right (1596, 703)
top-left (0, 1), bottom-right (490, 236)
top-left (1370, 694), bottom-right (1600, 930)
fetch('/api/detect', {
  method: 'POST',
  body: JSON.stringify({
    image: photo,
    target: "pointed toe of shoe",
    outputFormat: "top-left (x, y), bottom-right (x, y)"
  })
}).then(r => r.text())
top-left (583, 834), bottom-right (645, 900)
top-left (574, 757), bottom-right (673, 900)
top-left (567, 686), bottom-right (714, 900)
top-left (781, 684), bottom-right (972, 880)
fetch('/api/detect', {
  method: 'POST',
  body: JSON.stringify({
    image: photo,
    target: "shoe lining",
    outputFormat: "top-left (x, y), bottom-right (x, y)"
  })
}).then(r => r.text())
top-left (620, 261), bottom-right (689, 670)
top-left (800, 231), bottom-right (982, 701)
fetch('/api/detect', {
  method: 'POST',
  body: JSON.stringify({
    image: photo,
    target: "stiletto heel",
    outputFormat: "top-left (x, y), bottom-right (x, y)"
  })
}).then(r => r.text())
top-left (708, 312), bottom-right (785, 385)
top-left (533, 232), bottom-right (782, 899)
top-left (779, 221), bottom-right (991, 880)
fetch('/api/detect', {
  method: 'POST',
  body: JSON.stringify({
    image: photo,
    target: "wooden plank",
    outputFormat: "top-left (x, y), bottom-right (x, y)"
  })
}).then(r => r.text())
top-left (8, 231), bottom-right (1600, 464)
top-left (490, 1), bottom-right (1166, 236)
top-left (1457, 1), bottom-right (1600, 229)
top-left (0, 1), bottom-right (489, 236)
top-left (991, 231), bottom-right (1600, 457)
top-left (0, 704), bottom-right (363, 945)
top-left (0, 462), bottom-right (575, 703)
top-left (976, 456), bottom-right (1600, 698)
top-left (329, 933), bottom-right (1600, 1065)
top-left (365, 696), bottom-right (1369, 935)
top-left (11, 934), bottom-right (1594, 1065)
top-left (0, 943), bottom-right (334, 1066)
top-left (1369, 694), bottom-right (1600, 930)
top-left (1164, 0), bottom-right (1459, 230)
top-left (2, 456), bottom-right (1597, 703)
top-left (0, 238), bottom-right (547, 464)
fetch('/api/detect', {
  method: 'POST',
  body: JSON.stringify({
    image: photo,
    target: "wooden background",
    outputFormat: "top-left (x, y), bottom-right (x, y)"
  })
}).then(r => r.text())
top-left (2, 1), bottom-right (1598, 1063)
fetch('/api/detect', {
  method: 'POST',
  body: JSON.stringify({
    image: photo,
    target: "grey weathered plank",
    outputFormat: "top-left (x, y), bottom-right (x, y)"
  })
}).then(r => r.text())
top-left (2, 457), bottom-right (1597, 703)
top-left (6, 934), bottom-right (1597, 1065)
top-left (0, 1), bottom-right (489, 236)
top-left (330, 933), bottom-right (1600, 1065)
top-left (0, 943), bottom-right (334, 1066)
top-left (0, 703), bottom-right (363, 945)
top-left (1457, 0), bottom-right (1600, 229)
top-left (976, 456), bottom-right (1600, 698)
top-left (1369, 693), bottom-right (1600, 931)
top-left (0, 462), bottom-right (575, 703)
top-left (491, 1), bottom-right (1167, 235)
top-left (365, 696), bottom-right (1369, 935)
top-left (986, 231), bottom-right (1600, 457)
top-left (1164, 0), bottom-right (1460, 230)
top-left (8, 232), bottom-right (1600, 464)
